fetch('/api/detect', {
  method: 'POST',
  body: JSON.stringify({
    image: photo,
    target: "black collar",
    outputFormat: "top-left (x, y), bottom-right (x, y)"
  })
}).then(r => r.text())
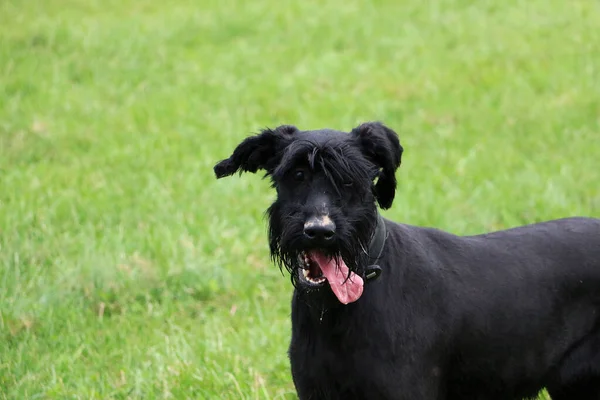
top-left (364, 214), bottom-right (387, 282)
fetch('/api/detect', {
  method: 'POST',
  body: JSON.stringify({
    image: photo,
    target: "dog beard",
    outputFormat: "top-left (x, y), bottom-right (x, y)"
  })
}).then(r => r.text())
top-left (267, 203), bottom-right (377, 304)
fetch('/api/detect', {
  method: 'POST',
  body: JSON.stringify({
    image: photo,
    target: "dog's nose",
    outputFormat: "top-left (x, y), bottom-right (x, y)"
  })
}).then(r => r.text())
top-left (303, 216), bottom-right (336, 242)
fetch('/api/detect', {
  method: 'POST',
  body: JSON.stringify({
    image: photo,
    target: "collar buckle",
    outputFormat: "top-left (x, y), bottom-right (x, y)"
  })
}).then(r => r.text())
top-left (365, 264), bottom-right (382, 281)
top-left (364, 214), bottom-right (387, 283)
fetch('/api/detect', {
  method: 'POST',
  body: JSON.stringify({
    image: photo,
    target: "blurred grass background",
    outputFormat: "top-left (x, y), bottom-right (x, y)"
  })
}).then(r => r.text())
top-left (1, 0), bottom-right (599, 398)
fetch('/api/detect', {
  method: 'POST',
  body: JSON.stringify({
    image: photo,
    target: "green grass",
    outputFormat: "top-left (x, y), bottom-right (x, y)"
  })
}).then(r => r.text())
top-left (1, 0), bottom-right (599, 398)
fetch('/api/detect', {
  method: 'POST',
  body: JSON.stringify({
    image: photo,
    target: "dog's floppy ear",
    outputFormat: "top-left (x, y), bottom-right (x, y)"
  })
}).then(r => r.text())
top-left (214, 125), bottom-right (298, 179)
top-left (351, 122), bottom-right (403, 209)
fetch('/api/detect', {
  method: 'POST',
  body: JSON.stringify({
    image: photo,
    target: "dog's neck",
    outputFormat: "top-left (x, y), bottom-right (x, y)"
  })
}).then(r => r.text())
top-left (364, 213), bottom-right (387, 282)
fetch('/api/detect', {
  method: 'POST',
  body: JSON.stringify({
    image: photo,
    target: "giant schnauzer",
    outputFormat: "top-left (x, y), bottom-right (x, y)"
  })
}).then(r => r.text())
top-left (214, 122), bottom-right (600, 400)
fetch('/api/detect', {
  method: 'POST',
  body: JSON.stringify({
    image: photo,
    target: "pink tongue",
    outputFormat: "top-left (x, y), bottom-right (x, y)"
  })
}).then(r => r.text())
top-left (310, 252), bottom-right (364, 304)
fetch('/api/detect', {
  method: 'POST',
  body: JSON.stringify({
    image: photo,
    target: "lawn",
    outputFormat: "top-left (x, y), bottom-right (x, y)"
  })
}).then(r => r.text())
top-left (0, 0), bottom-right (599, 398)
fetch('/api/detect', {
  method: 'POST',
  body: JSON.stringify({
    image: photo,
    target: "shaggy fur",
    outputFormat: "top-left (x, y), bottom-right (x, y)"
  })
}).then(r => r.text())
top-left (214, 122), bottom-right (600, 400)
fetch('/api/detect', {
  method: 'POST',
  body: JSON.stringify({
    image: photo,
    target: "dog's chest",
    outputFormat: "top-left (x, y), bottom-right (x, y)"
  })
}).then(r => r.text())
top-left (289, 331), bottom-right (383, 397)
top-left (289, 300), bottom-right (394, 398)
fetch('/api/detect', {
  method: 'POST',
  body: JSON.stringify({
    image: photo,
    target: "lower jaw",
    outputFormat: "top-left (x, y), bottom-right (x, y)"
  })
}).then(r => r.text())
top-left (297, 269), bottom-right (327, 288)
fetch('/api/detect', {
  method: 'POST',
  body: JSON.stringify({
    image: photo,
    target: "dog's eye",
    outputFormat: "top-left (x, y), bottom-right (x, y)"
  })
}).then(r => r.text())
top-left (344, 181), bottom-right (353, 187)
top-left (294, 170), bottom-right (305, 181)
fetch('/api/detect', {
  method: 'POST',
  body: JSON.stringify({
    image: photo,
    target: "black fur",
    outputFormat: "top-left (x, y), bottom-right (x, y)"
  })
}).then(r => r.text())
top-left (214, 122), bottom-right (600, 400)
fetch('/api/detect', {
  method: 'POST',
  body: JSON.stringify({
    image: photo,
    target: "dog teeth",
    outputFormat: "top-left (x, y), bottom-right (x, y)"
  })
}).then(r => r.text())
top-left (299, 251), bottom-right (310, 269)
top-left (302, 268), bottom-right (325, 284)
top-left (298, 251), bottom-right (325, 284)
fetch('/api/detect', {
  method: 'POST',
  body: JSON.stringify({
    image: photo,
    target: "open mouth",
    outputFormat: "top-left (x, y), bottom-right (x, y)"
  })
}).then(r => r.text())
top-left (296, 250), bottom-right (365, 304)
top-left (298, 251), bottom-right (327, 285)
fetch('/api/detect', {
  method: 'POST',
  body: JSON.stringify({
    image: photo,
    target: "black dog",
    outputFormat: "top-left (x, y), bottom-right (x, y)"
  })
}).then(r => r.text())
top-left (214, 122), bottom-right (600, 400)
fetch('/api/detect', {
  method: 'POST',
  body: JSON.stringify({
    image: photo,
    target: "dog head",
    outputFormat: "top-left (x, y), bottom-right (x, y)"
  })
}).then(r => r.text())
top-left (214, 122), bottom-right (403, 304)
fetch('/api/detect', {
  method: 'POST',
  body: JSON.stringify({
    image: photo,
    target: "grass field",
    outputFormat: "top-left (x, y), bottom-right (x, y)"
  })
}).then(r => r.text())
top-left (1, 0), bottom-right (599, 398)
